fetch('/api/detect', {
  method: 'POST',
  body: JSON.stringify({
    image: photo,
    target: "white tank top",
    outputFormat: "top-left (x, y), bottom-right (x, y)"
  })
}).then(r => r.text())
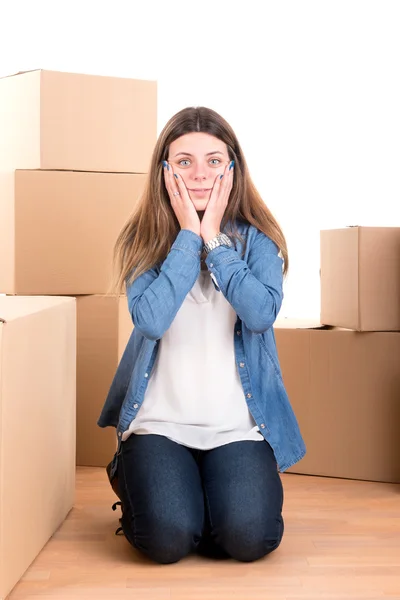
top-left (122, 269), bottom-right (262, 449)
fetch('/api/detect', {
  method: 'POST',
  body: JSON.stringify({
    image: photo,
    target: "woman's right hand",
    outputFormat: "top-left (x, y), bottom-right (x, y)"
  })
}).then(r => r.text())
top-left (163, 161), bottom-right (201, 236)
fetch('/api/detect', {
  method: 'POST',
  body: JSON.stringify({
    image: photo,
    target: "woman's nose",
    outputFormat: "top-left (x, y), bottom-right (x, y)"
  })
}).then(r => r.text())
top-left (192, 164), bottom-right (207, 181)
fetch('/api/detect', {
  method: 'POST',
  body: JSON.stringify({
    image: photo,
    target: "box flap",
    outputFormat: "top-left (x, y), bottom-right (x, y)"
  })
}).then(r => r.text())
top-left (0, 296), bottom-right (75, 323)
top-left (0, 69), bottom-right (41, 81)
top-left (274, 318), bottom-right (328, 330)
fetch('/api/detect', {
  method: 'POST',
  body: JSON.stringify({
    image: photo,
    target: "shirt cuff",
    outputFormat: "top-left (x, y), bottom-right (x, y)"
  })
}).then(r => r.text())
top-left (171, 229), bottom-right (203, 259)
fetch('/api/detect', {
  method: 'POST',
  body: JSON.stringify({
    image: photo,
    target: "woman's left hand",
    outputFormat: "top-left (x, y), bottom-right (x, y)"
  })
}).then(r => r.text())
top-left (200, 161), bottom-right (234, 243)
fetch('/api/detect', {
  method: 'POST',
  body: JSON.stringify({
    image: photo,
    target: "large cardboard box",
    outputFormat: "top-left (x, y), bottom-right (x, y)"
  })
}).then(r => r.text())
top-left (274, 320), bottom-right (400, 483)
top-left (0, 296), bottom-right (76, 600)
top-left (76, 295), bottom-right (133, 467)
top-left (320, 226), bottom-right (400, 331)
top-left (0, 69), bottom-right (157, 173)
top-left (0, 170), bottom-right (146, 295)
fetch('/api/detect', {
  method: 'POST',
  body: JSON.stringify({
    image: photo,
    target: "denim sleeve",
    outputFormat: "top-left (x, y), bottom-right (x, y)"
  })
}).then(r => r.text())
top-left (126, 229), bottom-right (203, 340)
top-left (205, 231), bottom-right (283, 333)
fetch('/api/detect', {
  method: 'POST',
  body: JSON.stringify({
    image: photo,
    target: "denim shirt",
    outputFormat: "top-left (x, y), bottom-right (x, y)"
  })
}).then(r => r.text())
top-left (98, 222), bottom-right (306, 477)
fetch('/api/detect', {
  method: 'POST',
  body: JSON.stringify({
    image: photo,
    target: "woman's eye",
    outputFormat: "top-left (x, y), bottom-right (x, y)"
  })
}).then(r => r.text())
top-left (177, 158), bottom-right (221, 167)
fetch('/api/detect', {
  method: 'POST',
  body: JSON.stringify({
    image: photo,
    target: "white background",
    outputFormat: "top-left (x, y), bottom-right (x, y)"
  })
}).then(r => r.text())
top-left (1, 0), bottom-right (399, 317)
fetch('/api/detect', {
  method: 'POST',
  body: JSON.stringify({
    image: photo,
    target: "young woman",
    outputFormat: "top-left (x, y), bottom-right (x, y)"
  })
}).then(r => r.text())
top-left (98, 106), bottom-right (305, 564)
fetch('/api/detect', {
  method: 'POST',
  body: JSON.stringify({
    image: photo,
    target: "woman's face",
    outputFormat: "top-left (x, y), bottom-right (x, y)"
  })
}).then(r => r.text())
top-left (167, 132), bottom-right (230, 211)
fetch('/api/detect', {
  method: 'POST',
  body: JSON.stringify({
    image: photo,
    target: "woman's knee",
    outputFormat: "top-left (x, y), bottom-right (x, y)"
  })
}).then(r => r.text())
top-left (217, 516), bottom-right (284, 562)
top-left (145, 524), bottom-right (198, 564)
top-left (122, 511), bottom-right (201, 564)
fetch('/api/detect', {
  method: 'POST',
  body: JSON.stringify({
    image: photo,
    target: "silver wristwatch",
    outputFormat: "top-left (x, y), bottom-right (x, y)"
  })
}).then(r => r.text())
top-left (203, 232), bottom-right (233, 254)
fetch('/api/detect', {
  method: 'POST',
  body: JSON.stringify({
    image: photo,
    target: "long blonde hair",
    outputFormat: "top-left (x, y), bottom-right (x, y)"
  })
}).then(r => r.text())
top-left (110, 107), bottom-right (288, 296)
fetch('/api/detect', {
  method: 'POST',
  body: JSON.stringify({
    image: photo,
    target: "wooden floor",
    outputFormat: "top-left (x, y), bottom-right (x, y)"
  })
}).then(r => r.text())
top-left (9, 467), bottom-right (400, 600)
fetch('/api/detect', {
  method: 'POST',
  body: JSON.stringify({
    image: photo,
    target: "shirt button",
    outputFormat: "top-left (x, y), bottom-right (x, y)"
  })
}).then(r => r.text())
top-left (210, 263), bottom-right (213, 268)
top-left (239, 362), bottom-right (245, 368)
top-left (260, 423), bottom-right (266, 429)
top-left (118, 432), bottom-right (122, 437)
top-left (133, 403), bottom-right (139, 409)
top-left (236, 330), bottom-right (241, 335)
top-left (144, 373), bottom-right (149, 378)
top-left (246, 393), bottom-right (252, 398)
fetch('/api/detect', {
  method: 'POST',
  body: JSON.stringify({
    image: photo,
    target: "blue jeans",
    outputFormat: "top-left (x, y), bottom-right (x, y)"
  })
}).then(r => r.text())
top-left (117, 434), bottom-right (284, 564)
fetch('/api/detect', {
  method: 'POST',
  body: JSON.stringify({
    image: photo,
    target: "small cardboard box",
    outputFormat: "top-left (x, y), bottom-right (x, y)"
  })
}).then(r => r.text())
top-left (0, 69), bottom-right (157, 173)
top-left (320, 226), bottom-right (400, 331)
top-left (0, 296), bottom-right (76, 600)
top-left (76, 295), bottom-right (133, 467)
top-left (0, 170), bottom-right (146, 295)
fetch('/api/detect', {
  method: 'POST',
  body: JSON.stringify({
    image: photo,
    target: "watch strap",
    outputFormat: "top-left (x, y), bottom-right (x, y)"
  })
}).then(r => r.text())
top-left (203, 232), bottom-right (233, 254)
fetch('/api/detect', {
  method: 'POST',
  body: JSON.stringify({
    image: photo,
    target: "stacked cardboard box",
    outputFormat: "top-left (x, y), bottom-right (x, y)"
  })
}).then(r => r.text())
top-left (76, 295), bottom-right (133, 467)
top-left (0, 296), bottom-right (76, 600)
top-left (274, 227), bottom-right (400, 483)
top-left (0, 69), bottom-right (156, 597)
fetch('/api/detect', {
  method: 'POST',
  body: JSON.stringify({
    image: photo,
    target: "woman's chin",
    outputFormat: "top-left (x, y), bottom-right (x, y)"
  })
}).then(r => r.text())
top-left (190, 197), bottom-right (209, 210)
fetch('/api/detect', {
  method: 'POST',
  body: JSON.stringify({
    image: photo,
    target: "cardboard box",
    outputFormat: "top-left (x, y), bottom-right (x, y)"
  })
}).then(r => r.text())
top-left (0, 170), bottom-right (146, 295)
top-left (320, 227), bottom-right (400, 331)
top-left (0, 69), bottom-right (157, 173)
top-left (274, 319), bottom-right (400, 483)
top-left (76, 295), bottom-right (133, 467)
top-left (0, 296), bottom-right (76, 600)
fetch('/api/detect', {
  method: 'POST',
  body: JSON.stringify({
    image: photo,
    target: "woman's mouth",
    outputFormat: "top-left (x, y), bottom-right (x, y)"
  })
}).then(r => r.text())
top-left (189, 188), bottom-right (212, 195)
